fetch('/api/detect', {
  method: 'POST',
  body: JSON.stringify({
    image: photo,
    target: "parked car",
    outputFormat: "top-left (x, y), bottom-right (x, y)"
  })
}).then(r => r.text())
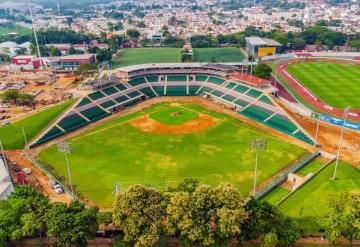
top-left (22, 167), bottom-right (32, 175)
top-left (54, 184), bottom-right (63, 194)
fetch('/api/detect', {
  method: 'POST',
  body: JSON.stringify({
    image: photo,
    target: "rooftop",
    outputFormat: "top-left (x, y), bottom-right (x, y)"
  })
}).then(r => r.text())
top-left (246, 37), bottom-right (282, 46)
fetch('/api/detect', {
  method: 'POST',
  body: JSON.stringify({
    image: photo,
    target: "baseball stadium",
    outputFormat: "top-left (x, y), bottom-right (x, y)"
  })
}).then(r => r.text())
top-left (15, 54), bottom-right (360, 233)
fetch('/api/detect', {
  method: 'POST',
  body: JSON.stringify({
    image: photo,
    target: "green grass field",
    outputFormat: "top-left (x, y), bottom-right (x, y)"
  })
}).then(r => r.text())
top-left (0, 100), bottom-right (74, 150)
top-left (112, 48), bottom-right (181, 68)
top-left (277, 161), bottom-right (360, 233)
top-left (38, 102), bottom-right (307, 207)
top-left (287, 61), bottom-right (360, 109)
top-left (0, 24), bottom-right (31, 36)
top-left (193, 47), bottom-right (245, 62)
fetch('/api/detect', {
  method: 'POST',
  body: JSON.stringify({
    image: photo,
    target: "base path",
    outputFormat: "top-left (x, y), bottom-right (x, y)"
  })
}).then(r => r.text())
top-left (276, 58), bottom-right (360, 122)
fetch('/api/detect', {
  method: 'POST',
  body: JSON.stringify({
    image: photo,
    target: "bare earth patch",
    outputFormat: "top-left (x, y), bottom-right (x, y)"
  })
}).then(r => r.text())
top-left (130, 113), bottom-right (220, 135)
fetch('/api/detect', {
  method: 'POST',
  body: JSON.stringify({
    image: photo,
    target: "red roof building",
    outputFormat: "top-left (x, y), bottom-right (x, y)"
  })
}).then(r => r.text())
top-left (11, 55), bottom-right (41, 70)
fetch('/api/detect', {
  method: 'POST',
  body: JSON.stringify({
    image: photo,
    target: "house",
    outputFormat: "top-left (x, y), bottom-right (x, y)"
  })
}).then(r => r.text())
top-left (43, 54), bottom-right (96, 70)
top-left (11, 55), bottom-right (42, 70)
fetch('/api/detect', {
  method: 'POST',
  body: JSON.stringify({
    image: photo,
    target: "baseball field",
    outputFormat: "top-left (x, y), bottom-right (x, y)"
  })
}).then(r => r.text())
top-left (38, 101), bottom-right (307, 207)
top-left (287, 61), bottom-right (360, 109)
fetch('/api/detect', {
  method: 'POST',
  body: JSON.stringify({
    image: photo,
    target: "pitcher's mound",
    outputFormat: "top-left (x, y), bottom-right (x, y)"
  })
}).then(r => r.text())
top-left (130, 113), bottom-right (220, 134)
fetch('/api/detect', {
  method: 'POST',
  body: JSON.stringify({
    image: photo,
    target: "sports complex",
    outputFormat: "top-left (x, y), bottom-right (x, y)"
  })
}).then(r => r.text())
top-left (12, 52), bottom-right (360, 233)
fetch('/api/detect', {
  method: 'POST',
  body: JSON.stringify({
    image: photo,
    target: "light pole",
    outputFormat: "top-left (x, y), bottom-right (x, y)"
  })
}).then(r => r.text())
top-left (57, 141), bottom-right (74, 196)
top-left (22, 126), bottom-right (28, 149)
top-left (314, 120), bottom-right (320, 147)
top-left (332, 107), bottom-right (350, 180)
top-left (249, 138), bottom-right (267, 197)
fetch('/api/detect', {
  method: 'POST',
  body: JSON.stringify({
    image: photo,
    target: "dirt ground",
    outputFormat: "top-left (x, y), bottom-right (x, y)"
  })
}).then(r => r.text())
top-left (279, 101), bottom-right (360, 168)
top-left (0, 73), bottom-right (78, 119)
top-left (6, 150), bottom-right (72, 204)
top-left (130, 113), bottom-right (220, 135)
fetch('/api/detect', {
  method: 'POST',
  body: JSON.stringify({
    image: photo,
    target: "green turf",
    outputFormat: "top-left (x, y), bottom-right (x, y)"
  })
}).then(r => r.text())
top-left (0, 100), bottom-right (75, 150)
top-left (112, 48), bottom-right (181, 68)
top-left (296, 157), bottom-right (326, 176)
top-left (262, 186), bottom-right (290, 205)
top-left (287, 62), bottom-right (360, 109)
top-left (192, 47), bottom-right (245, 62)
top-left (149, 107), bottom-right (198, 125)
top-left (38, 102), bottom-right (307, 208)
top-left (278, 161), bottom-right (360, 233)
top-left (0, 24), bottom-right (31, 35)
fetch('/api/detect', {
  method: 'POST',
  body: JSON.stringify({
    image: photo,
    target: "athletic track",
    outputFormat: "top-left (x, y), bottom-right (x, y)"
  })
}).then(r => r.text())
top-left (276, 60), bottom-right (360, 122)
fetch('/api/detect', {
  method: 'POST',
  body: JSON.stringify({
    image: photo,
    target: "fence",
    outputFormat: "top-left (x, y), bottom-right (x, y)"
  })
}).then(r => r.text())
top-left (254, 150), bottom-right (319, 200)
top-left (22, 152), bottom-right (80, 201)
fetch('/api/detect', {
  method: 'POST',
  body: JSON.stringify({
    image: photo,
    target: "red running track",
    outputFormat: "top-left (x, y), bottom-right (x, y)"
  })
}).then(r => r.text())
top-left (276, 60), bottom-right (360, 122)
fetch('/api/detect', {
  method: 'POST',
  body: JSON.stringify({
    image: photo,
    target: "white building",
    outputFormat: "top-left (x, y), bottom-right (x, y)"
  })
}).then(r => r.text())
top-left (0, 156), bottom-right (13, 200)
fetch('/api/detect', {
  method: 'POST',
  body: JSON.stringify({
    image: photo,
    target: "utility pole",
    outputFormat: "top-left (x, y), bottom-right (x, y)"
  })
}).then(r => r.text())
top-left (332, 107), bottom-right (350, 180)
top-left (22, 126), bottom-right (28, 149)
top-left (57, 141), bottom-right (74, 196)
top-left (314, 120), bottom-right (320, 146)
top-left (249, 138), bottom-right (267, 197)
top-left (27, 0), bottom-right (43, 68)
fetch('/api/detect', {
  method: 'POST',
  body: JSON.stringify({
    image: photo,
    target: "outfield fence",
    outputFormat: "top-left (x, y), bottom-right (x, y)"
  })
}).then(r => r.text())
top-left (22, 152), bottom-right (80, 201)
top-left (254, 150), bottom-right (319, 200)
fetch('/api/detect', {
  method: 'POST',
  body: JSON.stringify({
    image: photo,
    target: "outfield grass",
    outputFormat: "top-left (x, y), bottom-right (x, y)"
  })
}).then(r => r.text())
top-left (112, 48), bottom-right (181, 68)
top-left (287, 61), bottom-right (360, 109)
top-left (0, 100), bottom-right (74, 150)
top-left (278, 161), bottom-right (360, 233)
top-left (296, 157), bottom-right (326, 176)
top-left (262, 186), bottom-right (290, 205)
top-left (193, 47), bottom-right (245, 62)
top-left (38, 102), bottom-right (307, 207)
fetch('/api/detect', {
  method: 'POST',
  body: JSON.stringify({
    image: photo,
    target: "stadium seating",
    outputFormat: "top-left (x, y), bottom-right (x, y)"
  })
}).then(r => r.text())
top-left (115, 84), bottom-right (127, 91)
top-left (80, 105), bottom-right (110, 122)
top-left (188, 85), bottom-right (201, 95)
top-left (221, 94), bottom-right (237, 102)
top-left (58, 112), bottom-right (88, 132)
top-left (139, 87), bottom-right (156, 98)
top-left (259, 95), bottom-right (274, 105)
top-left (129, 77), bottom-right (146, 86)
top-left (207, 76), bottom-right (225, 85)
top-left (226, 82), bottom-right (237, 89)
top-left (167, 75), bottom-right (187, 82)
top-left (233, 85), bottom-right (249, 93)
top-left (102, 86), bottom-right (119, 96)
top-left (240, 105), bottom-right (273, 122)
top-left (246, 89), bottom-right (262, 98)
top-left (166, 86), bottom-right (187, 96)
top-left (210, 90), bottom-right (225, 97)
top-left (195, 75), bottom-right (208, 82)
top-left (197, 86), bottom-right (213, 95)
top-left (76, 97), bottom-right (91, 107)
top-left (152, 86), bottom-right (165, 96)
top-left (146, 76), bottom-right (159, 83)
top-left (35, 126), bottom-right (64, 145)
top-left (294, 131), bottom-right (314, 145)
top-left (126, 91), bottom-right (142, 98)
top-left (233, 98), bottom-right (249, 107)
top-left (100, 100), bottom-right (116, 109)
top-left (265, 115), bottom-right (298, 134)
top-left (113, 95), bottom-right (130, 104)
top-left (88, 91), bottom-right (106, 100)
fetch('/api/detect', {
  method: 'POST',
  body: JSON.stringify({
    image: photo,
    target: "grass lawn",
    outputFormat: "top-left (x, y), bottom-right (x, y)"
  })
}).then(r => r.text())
top-left (287, 61), bottom-right (360, 109)
top-left (296, 157), bottom-right (327, 177)
top-left (262, 186), bottom-right (290, 205)
top-left (0, 24), bottom-right (31, 36)
top-left (193, 47), bottom-right (245, 62)
top-left (0, 100), bottom-right (74, 150)
top-left (38, 102), bottom-right (307, 208)
top-left (149, 107), bottom-right (198, 125)
top-left (112, 48), bottom-right (181, 68)
top-left (278, 161), bottom-right (360, 233)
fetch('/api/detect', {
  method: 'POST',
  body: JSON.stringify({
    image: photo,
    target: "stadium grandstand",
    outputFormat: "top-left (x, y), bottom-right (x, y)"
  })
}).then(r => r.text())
top-left (29, 63), bottom-right (314, 148)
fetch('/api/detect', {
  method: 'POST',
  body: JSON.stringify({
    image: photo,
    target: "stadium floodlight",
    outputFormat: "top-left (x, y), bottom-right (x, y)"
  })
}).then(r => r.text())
top-left (249, 138), bottom-right (267, 197)
top-left (57, 141), bottom-right (74, 196)
top-left (332, 107), bottom-right (350, 180)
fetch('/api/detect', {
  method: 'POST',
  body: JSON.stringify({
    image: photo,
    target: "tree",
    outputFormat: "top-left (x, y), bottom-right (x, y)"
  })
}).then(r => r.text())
top-left (1, 89), bottom-right (19, 102)
top-left (262, 233), bottom-right (278, 247)
top-left (253, 63), bottom-right (273, 79)
top-left (126, 29), bottom-right (140, 42)
top-left (318, 193), bottom-right (360, 245)
top-left (45, 200), bottom-right (99, 246)
top-left (50, 47), bottom-right (62, 56)
top-left (113, 185), bottom-right (166, 247)
top-left (292, 37), bottom-right (306, 50)
top-left (166, 183), bottom-right (247, 246)
top-left (17, 93), bottom-right (35, 106)
top-left (74, 63), bottom-right (98, 76)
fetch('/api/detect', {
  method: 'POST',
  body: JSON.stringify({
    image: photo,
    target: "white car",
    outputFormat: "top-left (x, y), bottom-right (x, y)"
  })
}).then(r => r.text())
top-left (53, 184), bottom-right (63, 194)
top-left (22, 168), bottom-right (32, 175)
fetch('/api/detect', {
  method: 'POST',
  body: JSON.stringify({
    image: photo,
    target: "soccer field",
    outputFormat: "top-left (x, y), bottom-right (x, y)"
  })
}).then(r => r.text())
top-left (193, 47), bottom-right (245, 62)
top-left (287, 61), bottom-right (360, 109)
top-left (38, 102), bottom-right (307, 207)
top-left (112, 48), bottom-right (181, 68)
